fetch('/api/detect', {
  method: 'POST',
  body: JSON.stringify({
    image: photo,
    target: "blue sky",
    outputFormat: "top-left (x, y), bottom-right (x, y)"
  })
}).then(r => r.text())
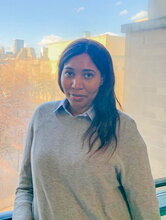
top-left (0, 0), bottom-right (148, 52)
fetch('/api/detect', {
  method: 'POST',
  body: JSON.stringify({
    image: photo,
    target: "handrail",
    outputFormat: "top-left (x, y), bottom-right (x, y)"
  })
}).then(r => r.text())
top-left (0, 210), bottom-right (12, 220)
top-left (0, 177), bottom-right (166, 219)
top-left (155, 177), bottom-right (166, 217)
top-left (155, 177), bottom-right (166, 188)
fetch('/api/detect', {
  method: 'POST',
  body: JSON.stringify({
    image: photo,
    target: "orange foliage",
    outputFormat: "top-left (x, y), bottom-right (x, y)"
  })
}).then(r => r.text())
top-left (0, 59), bottom-right (59, 151)
top-left (0, 58), bottom-right (64, 210)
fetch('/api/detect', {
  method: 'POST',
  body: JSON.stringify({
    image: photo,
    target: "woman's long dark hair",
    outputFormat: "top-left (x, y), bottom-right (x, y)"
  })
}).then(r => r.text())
top-left (58, 38), bottom-right (120, 154)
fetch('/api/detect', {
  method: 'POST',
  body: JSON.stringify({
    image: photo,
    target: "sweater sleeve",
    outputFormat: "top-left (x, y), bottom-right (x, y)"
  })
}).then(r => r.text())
top-left (118, 118), bottom-right (161, 220)
top-left (12, 117), bottom-right (34, 220)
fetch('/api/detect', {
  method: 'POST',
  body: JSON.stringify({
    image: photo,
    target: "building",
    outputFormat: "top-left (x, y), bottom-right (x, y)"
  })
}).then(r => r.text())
top-left (16, 47), bottom-right (36, 59)
top-left (0, 47), bottom-right (5, 59)
top-left (5, 52), bottom-right (14, 59)
top-left (0, 48), bottom-right (14, 60)
top-left (121, 0), bottom-right (166, 178)
top-left (13, 39), bottom-right (24, 56)
top-left (148, 0), bottom-right (166, 19)
top-left (40, 47), bottom-right (48, 60)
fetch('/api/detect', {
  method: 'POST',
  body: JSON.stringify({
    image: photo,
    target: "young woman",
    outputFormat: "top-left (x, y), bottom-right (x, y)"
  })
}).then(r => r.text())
top-left (13, 39), bottom-right (160, 220)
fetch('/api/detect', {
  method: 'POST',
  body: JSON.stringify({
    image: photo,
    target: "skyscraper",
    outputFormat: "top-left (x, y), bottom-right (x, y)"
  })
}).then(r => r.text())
top-left (13, 39), bottom-right (24, 56)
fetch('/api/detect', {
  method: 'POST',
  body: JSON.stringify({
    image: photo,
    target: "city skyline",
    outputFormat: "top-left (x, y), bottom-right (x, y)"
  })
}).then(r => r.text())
top-left (0, 0), bottom-right (147, 52)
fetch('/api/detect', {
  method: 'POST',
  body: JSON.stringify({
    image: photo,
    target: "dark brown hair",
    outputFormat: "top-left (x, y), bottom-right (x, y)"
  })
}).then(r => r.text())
top-left (58, 38), bottom-right (120, 154)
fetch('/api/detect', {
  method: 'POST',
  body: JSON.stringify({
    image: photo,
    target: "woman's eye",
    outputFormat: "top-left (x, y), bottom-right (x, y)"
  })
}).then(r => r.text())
top-left (64, 71), bottom-right (74, 77)
top-left (84, 73), bottom-right (94, 79)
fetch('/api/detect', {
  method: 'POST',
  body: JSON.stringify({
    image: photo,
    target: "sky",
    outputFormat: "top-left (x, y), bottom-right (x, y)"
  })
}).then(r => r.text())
top-left (0, 0), bottom-right (148, 52)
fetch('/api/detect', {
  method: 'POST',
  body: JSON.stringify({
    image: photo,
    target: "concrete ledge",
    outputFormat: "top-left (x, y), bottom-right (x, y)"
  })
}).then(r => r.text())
top-left (121, 16), bottom-right (166, 33)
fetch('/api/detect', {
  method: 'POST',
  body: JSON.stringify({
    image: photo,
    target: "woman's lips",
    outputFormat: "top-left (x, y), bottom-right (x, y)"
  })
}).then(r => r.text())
top-left (70, 94), bottom-right (87, 97)
top-left (69, 94), bottom-right (87, 101)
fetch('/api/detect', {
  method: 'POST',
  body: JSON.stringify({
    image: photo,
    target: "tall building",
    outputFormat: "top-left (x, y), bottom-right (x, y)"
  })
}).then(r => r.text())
top-left (13, 39), bottom-right (24, 56)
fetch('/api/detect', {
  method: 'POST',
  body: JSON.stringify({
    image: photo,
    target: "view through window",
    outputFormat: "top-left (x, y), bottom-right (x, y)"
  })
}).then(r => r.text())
top-left (0, 0), bottom-right (166, 217)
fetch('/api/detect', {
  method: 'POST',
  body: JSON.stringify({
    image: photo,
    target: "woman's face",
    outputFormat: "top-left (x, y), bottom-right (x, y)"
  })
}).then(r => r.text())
top-left (61, 53), bottom-right (103, 116)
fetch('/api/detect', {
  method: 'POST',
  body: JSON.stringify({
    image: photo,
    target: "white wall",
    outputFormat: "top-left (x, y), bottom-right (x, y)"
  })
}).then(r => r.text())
top-left (148, 0), bottom-right (166, 19)
top-left (122, 20), bottom-right (166, 178)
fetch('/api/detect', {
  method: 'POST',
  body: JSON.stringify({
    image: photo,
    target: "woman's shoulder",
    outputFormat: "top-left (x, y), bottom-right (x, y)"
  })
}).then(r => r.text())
top-left (117, 110), bottom-right (139, 135)
top-left (31, 100), bottom-right (62, 120)
top-left (117, 110), bottom-right (146, 154)
top-left (36, 100), bottom-right (61, 112)
top-left (118, 110), bottom-right (135, 125)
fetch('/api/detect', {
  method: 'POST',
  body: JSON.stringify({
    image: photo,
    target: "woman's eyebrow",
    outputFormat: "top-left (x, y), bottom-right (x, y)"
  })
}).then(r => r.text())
top-left (82, 69), bottom-right (96, 73)
top-left (64, 67), bottom-right (96, 73)
top-left (63, 67), bottom-right (74, 70)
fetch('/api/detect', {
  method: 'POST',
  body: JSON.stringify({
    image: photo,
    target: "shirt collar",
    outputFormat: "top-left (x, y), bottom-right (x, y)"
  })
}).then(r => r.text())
top-left (54, 99), bottom-right (94, 120)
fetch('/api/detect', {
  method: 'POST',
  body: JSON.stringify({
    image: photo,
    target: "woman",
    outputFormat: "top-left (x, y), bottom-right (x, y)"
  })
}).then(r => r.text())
top-left (13, 39), bottom-right (160, 220)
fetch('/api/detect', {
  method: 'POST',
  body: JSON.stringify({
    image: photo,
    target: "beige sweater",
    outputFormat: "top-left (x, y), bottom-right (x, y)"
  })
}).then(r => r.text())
top-left (13, 101), bottom-right (160, 220)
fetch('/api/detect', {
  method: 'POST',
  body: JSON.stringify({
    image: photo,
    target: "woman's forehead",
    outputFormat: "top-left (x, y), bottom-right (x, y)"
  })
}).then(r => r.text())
top-left (63, 54), bottom-right (100, 72)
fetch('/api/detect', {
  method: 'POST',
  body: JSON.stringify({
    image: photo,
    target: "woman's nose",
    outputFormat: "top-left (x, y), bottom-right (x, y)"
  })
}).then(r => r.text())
top-left (71, 77), bottom-right (83, 89)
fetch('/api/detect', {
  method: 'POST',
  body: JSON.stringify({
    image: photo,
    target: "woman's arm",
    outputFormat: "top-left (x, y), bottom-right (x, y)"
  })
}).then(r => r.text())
top-left (12, 117), bottom-right (34, 220)
top-left (119, 118), bottom-right (161, 220)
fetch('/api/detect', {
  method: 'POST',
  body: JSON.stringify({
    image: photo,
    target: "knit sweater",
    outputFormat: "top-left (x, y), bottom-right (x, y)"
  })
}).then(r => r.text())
top-left (13, 100), bottom-right (160, 220)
